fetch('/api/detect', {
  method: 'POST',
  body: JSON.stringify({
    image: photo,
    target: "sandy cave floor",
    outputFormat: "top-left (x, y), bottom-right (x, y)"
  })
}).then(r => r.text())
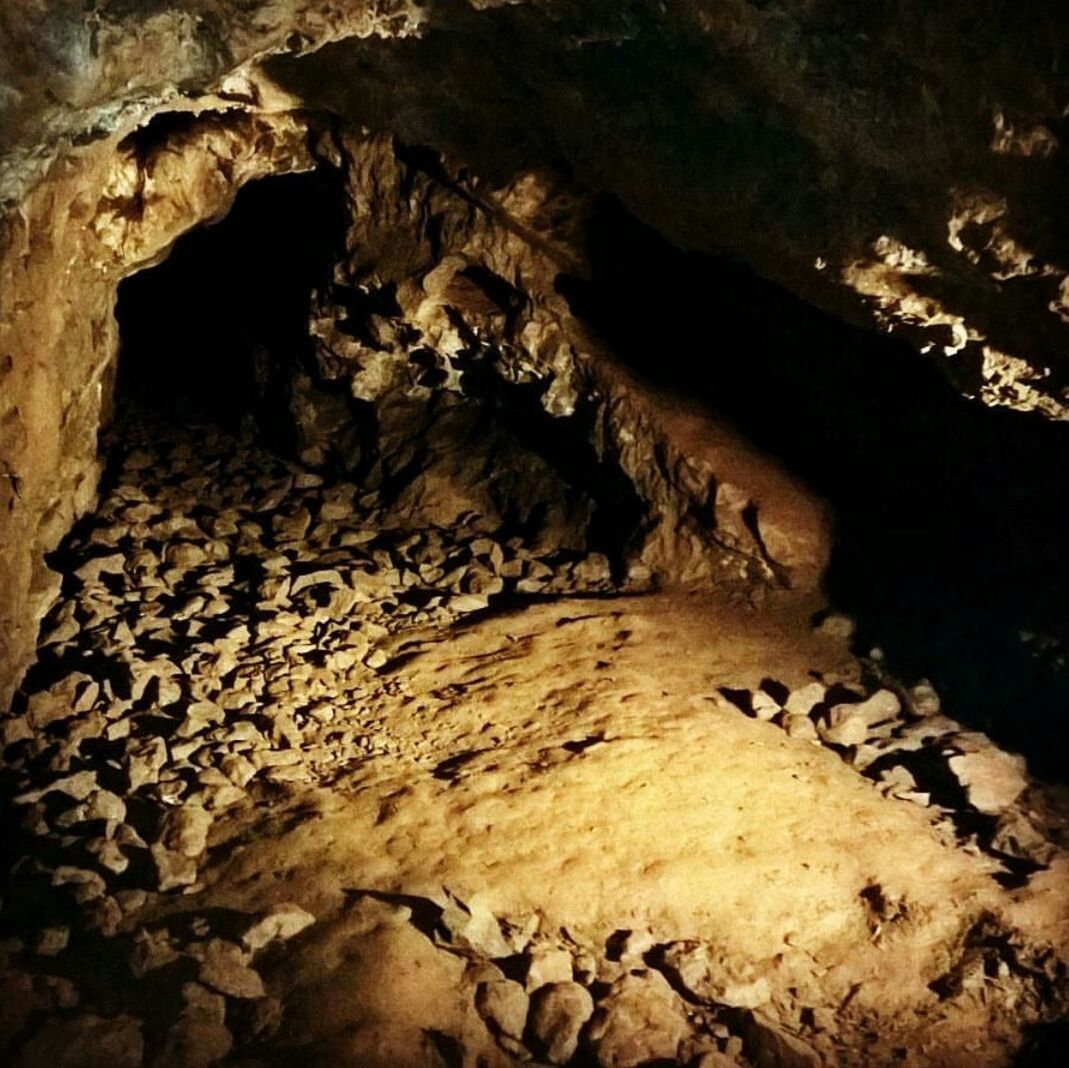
top-left (2, 415), bottom-right (1069, 1068)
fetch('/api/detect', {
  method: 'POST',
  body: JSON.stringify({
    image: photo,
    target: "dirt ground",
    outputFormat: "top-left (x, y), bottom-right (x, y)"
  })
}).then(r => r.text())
top-left (2, 419), bottom-right (1068, 1068)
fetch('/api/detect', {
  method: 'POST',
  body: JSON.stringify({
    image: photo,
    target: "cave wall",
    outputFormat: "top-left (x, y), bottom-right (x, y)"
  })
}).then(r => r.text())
top-left (2, 0), bottom-right (1066, 708)
top-left (293, 131), bottom-right (828, 585)
top-left (0, 109), bottom-right (316, 711)
top-left (3, 1), bottom-right (1068, 418)
top-left (0, 99), bottom-right (828, 713)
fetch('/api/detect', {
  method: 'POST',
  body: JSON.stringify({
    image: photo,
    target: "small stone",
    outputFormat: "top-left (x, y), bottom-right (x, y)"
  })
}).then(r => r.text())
top-left (151, 845), bottom-right (199, 892)
top-left (241, 903), bottom-right (316, 952)
top-left (218, 754), bottom-right (256, 788)
top-left (475, 979), bottom-right (529, 1040)
top-left (157, 804), bottom-right (213, 858)
top-left (115, 889), bottom-right (149, 915)
top-left (130, 928), bottom-right (179, 977)
top-left (906, 680), bottom-right (941, 717)
top-left (193, 939), bottom-right (266, 999)
top-left (440, 894), bottom-right (512, 958)
top-left (1, 716), bottom-right (33, 748)
top-left (42, 975), bottom-right (80, 1010)
top-left (820, 689), bottom-right (900, 746)
top-left (128, 738), bottom-right (167, 791)
top-left (85, 789), bottom-right (127, 823)
top-left (751, 691), bottom-right (781, 721)
top-left (83, 896), bottom-right (123, 937)
top-left (815, 613), bottom-right (855, 639)
top-left (36, 926), bottom-right (70, 956)
top-left (526, 982), bottom-right (594, 1065)
top-left (452, 593), bottom-right (490, 613)
top-left (524, 946), bottom-right (574, 989)
top-left (784, 682), bottom-right (826, 716)
top-left (364, 648), bottom-right (388, 670)
top-left (15, 769), bottom-right (98, 805)
top-left (52, 866), bottom-right (107, 903)
top-left (585, 971), bottom-right (688, 1067)
top-left (782, 714), bottom-right (819, 741)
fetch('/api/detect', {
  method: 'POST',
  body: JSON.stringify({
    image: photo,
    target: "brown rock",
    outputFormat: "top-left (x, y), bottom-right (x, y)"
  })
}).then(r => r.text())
top-left (241, 902), bottom-right (316, 952)
top-left (475, 978), bottom-right (529, 1040)
top-left (192, 939), bottom-right (266, 999)
top-left (584, 971), bottom-right (689, 1067)
top-left (158, 804), bottom-right (213, 858)
top-left (526, 981), bottom-right (594, 1065)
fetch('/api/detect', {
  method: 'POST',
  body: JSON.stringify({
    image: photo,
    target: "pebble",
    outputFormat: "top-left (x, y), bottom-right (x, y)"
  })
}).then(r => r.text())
top-left (526, 981), bottom-right (594, 1065)
top-left (192, 939), bottom-right (266, 999)
top-left (475, 978), bottom-right (529, 1040)
top-left (241, 903), bottom-right (316, 952)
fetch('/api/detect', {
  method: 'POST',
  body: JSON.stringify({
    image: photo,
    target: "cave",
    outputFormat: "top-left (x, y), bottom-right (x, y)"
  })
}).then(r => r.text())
top-left (2, 5), bottom-right (1069, 1068)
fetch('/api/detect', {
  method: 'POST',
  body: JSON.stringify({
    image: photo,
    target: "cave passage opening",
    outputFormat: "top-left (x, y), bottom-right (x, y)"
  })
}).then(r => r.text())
top-left (106, 161), bottom-right (648, 580)
top-left (558, 196), bottom-right (1069, 781)
top-left (113, 166), bottom-right (349, 440)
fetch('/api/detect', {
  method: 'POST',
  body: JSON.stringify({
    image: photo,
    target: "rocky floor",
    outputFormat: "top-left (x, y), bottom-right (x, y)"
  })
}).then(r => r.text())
top-left (2, 414), bottom-right (1068, 1067)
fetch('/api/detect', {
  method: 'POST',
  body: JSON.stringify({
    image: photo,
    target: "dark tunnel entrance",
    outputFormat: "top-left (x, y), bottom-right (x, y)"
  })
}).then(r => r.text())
top-left (558, 196), bottom-right (1069, 782)
top-left (113, 166), bottom-right (349, 439)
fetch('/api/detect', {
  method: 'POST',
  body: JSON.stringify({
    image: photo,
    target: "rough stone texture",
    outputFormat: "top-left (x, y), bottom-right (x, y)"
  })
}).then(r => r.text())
top-left (2, 0), bottom-right (1064, 709)
top-left (0, 108), bottom-right (829, 709)
top-left (4, 0), bottom-right (1067, 417)
top-left (0, 109), bottom-right (315, 710)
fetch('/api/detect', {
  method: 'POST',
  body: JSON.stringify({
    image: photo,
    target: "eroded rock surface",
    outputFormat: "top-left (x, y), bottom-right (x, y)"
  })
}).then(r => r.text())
top-left (0, 407), bottom-right (1066, 1065)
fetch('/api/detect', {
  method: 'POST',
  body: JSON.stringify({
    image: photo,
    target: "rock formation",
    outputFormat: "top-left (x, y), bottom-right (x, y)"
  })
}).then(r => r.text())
top-left (1, 3), bottom-right (1068, 1066)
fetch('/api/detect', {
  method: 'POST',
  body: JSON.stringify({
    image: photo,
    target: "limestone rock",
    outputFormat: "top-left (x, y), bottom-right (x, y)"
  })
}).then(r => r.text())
top-left (820, 690), bottom-right (901, 747)
top-left (192, 939), bottom-right (266, 999)
top-left (947, 747), bottom-right (1028, 815)
top-left (526, 981), bottom-right (594, 1065)
top-left (523, 946), bottom-right (574, 990)
top-left (241, 902), bottom-right (316, 952)
top-left (784, 682), bottom-right (826, 717)
top-left (157, 804), bottom-right (213, 858)
top-left (150, 844), bottom-right (199, 892)
top-left (584, 971), bottom-right (689, 1067)
top-left (475, 978), bottom-right (529, 1040)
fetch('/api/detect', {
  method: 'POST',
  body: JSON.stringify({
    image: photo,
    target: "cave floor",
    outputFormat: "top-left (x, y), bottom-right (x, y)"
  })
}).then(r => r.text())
top-left (2, 416), bottom-right (1069, 1068)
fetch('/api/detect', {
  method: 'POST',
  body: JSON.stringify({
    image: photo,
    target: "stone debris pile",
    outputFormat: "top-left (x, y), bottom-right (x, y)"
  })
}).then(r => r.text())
top-left (0, 415), bottom-right (1065, 1067)
top-left (0, 414), bottom-right (625, 1062)
top-left (717, 643), bottom-right (1061, 887)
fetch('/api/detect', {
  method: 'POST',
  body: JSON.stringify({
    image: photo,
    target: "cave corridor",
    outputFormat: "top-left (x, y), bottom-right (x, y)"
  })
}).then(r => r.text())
top-left (2, 5), bottom-right (1069, 1068)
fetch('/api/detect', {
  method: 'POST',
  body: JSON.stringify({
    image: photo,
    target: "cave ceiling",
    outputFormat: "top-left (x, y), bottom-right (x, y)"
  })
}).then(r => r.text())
top-left (2, 0), bottom-right (1068, 418)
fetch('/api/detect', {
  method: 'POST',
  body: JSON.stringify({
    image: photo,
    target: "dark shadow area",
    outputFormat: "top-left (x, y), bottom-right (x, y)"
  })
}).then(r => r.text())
top-left (558, 196), bottom-right (1069, 782)
top-left (114, 166), bottom-right (348, 439)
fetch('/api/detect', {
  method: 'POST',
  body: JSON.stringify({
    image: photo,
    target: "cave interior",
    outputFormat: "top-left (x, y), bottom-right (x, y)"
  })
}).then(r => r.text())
top-left (1, 4), bottom-right (1069, 1068)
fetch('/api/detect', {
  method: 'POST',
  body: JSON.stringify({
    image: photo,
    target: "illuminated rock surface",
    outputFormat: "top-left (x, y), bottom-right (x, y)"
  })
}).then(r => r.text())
top-left (1, 3), bottom-right (1068, 1065)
